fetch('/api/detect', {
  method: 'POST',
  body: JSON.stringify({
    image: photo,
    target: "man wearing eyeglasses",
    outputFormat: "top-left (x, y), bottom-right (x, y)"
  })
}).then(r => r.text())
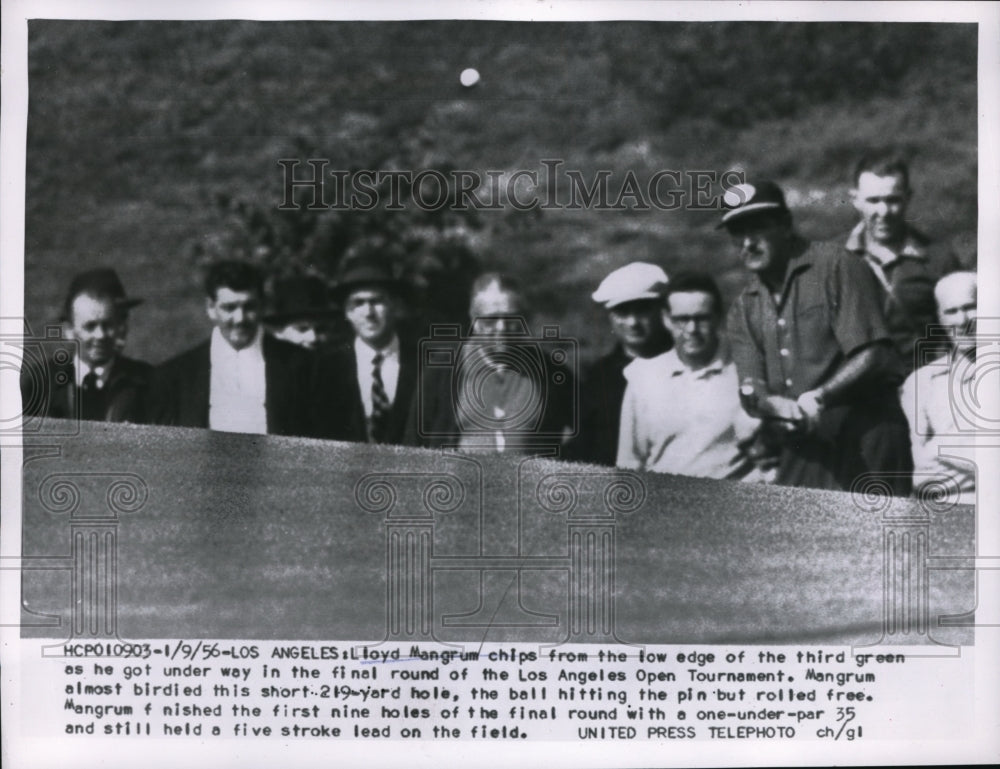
top-left (616, 271), bottom-right (762, 480)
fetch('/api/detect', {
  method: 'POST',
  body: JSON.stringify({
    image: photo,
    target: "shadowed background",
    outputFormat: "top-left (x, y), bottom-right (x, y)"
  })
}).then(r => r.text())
top-left (24, 20), bottom-right (977, 364)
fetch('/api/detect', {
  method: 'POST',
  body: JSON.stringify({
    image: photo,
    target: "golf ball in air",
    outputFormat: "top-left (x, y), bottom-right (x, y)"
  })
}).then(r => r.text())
top-left (460, 68), bottom-right (480, 87)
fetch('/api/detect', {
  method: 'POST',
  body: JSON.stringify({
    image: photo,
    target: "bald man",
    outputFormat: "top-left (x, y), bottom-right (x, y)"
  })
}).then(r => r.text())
top-left (899, 271), bottom-right (979, 504)
top-left (404, 272), bottom-right (575, 453)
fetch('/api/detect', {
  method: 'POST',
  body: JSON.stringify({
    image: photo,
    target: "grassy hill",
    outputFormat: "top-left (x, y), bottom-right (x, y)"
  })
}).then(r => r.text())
top-left (24, 20), bottom-right (977, 364)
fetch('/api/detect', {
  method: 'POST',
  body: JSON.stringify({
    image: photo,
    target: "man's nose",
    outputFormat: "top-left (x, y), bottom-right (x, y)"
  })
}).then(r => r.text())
top-left (92, 325), bottom-right (107, 339)
top-left (874, 200), bottom-right (889, 216)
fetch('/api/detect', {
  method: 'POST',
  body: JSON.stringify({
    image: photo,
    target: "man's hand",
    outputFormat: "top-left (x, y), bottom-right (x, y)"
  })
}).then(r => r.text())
top-left (757, 395), bottom-right (805, 434)
top-left (795, 389), bottom-right (825, 434)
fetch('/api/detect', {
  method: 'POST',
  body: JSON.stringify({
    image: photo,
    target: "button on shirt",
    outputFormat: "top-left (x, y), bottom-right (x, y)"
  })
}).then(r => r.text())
top-left (208, 327), bottom-right (267, 434)
top-left (355, 336), bottom-right (400, 416)
top-left (900, 352), bottom-right (978, 505)
top-left (616, 350), bottom-right (759, 479)
top-left (728, 238), bottom-right (892, 400)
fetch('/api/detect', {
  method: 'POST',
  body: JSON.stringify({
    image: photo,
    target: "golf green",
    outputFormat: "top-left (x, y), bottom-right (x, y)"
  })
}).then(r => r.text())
top-left (20, 420), bottom-right (974, 646)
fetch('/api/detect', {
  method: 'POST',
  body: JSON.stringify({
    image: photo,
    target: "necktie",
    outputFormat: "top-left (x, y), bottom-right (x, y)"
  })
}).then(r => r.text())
top-left (369, 352), bottom-right (391, 443)
top-left (80, 371), bottom-right (105, 421)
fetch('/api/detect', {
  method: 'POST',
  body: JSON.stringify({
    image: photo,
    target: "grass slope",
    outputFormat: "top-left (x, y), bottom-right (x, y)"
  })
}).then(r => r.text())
top-left (24, 21), bottom-right (977, 365)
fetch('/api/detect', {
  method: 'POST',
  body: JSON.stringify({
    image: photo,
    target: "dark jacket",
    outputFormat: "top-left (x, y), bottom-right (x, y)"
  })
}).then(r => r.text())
top-left (20, 352), bottom-right (151, 424)
top-left (147, 334), bottom-right (316, 437)
top-left (403, 343), bottom-right (575, 452)
top-left (312, 334), bottom-right (418, 444)
top-left (563, 345), bottom-right (632, 466)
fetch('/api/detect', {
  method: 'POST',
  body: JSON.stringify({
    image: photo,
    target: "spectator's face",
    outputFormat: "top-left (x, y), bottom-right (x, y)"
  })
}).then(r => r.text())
top-left (664, 291), bottom-right (720, 368)
top-left (935, 274), bottom-right (977, 354)
top-left (345, 286), bottom-right (398, 349)
top-left (728, 216), bottom-right (791, 278)
top-left (206, 286), bottom-right (261, 351)
top-left (66, 293), bottom-right (126, 368)
top-left (469, 286), bottom-right (525, 363)
top-left (274, 319), bottom-right (326, 350)
top-left (852, 171), bottom-right (910, 246)
top-left (608, 299), bottom-right (665, 357)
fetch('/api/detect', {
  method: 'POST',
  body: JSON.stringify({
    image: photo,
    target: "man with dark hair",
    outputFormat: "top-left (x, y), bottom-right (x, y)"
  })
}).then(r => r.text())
top-left (148, 260), bottom-right (315, 436)
top-left (846, 153), bottom-right (961, 372)
top-left (313, 260), bottom-right (417, 444)
top-left (725, 181), bottom-right (912, 493)
top-left (616, 271), bottom-right (761, 479)
top-left (21, 268), bottom-right (151, 423)
top-left (565, 262), bottom-right (673, 465)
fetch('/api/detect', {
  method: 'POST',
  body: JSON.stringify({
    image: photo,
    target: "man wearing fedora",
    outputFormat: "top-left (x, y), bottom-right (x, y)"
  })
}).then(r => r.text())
top-left (565, 261), bottom-right (674, 465)
top-left (148, 260), bottom-right (316, 436)
top-left (21, 268), bottom-right (151, 423)
top-left (264, 275), bottom-right (337, 351)
top-left (723, 180), bottom-right (912, 493)
top-left (313, 260), bottom-right (417, 444)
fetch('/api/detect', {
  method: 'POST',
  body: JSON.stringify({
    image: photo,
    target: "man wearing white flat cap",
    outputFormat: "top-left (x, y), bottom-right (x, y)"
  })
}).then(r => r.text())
top-left (565, 261), bottom-right (673, 465)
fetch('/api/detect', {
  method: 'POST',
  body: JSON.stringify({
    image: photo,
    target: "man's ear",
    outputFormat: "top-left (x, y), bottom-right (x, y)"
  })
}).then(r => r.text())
top-left (849, 186), bottom-right (863, 214)
top-left (204, 296), bottom-right (216, 321)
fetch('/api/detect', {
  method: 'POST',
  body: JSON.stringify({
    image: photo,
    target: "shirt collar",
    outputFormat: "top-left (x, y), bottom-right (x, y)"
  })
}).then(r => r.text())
top-left (927, 348), bottom-right (979, 383)
top-left (626, 348), bottom-right (726, 380)
top-left (210, 325), bottom-right (264, 360)
top-left (75, 355), bottom-right (114, 388)
top-left (355, 334), bottom-right (399, 367)
top-left (845, 220), bottom-right (928, 266)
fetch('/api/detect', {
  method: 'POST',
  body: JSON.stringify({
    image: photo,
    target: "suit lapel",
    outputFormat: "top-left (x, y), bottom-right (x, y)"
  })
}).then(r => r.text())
top-left (388, 337), bottom-right (417, 442)
top-left (343, 343), bottom-right (368, 441)
top-left (263, 334), bottom-right (285, 433)
top-left (190, 344), bottom-right (211, 427)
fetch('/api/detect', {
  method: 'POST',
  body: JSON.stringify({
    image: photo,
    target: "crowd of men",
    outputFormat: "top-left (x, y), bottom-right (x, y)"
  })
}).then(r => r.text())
top-left (22, 155), bottom-right (979, 502)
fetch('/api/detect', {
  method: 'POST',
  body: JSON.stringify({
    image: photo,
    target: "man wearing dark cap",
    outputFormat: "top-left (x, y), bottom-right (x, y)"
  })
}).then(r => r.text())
top-left (21, 268), bottom-right (151, 423)
top-left (264, 275), bottom-right (337, 351)
top-left (147, 260), bottom-right (315, 436)
top-left (845, 154), bottom-right (962, 373)
top-left (723, 181), bottom-right (912, 493)
top-left (313, 260), bottom-right (416, 444)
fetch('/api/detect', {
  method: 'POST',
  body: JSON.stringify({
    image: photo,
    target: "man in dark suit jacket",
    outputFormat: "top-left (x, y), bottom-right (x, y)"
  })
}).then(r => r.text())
top-left (314, 262), bottom-right (417, 444)
top-left (148, 261), bottom-right (315, 437)
top-left (21, 268), bottom-right (151, 424)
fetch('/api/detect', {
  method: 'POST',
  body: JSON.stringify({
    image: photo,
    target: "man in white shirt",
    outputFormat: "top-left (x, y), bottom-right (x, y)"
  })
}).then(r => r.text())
top-left (315, 261), bottom-right (415, 444)
top-left (149, 261), bottom-right (315, 436)
top-left (900, 271), bottom-right (979, 504)
top-left (617, 272), bottom-right (761, 480)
